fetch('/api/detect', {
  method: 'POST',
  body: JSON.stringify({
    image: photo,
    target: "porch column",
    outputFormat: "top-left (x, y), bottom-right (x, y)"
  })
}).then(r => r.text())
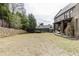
top-left (60, 21), bottom-right (64, 34)
top-left (54, 23), bottom-right (56, 32)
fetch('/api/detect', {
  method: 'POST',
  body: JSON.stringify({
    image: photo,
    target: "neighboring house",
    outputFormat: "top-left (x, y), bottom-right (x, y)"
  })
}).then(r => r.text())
top-left (9, 3), bottom-right (26, 15)
top-left (36, 24), bottom-right (53, 32)
top-left (54, 3), bottom-right (79, 37)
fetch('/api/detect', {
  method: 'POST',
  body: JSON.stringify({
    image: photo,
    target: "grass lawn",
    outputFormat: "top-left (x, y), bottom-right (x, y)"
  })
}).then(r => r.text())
top-left (0, 33), bottom-right (78, 55)
top-left (49, 33), bottom-right (79, 55)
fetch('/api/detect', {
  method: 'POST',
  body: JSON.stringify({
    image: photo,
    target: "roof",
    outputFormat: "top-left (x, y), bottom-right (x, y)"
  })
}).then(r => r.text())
top-left (55, 3), bottom-right (77, 18)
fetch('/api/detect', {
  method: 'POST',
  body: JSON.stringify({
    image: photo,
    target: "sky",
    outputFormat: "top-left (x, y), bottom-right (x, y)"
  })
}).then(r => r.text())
top-left (24, 0), bottom-right (74, 25)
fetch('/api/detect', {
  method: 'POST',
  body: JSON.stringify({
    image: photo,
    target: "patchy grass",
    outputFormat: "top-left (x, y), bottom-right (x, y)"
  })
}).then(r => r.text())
top-left (0, 33), bottom-right (79, 55)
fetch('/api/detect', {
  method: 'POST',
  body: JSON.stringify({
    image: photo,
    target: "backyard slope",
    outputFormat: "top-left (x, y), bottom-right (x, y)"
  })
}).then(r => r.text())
top-left (0, 27), bottom-right (26, 37)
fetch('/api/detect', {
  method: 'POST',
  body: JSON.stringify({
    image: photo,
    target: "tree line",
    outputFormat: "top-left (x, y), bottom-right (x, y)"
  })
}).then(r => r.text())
top-left (0, 3), bottom-right (37, 32)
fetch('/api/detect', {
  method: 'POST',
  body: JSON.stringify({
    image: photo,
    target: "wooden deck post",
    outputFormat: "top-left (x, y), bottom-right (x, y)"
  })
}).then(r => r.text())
top-left (60, 21), bottom-right (64, 34)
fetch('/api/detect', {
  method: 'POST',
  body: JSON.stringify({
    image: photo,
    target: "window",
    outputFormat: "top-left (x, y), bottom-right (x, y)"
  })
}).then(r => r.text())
top-left (64, 14), bottom-right (65, 19)
top-left (64, 13), bottom-right (67, 19)
top-left (65, 13), bottom-right (67, 18)
top-left (64, 9), bottom-right (73, 19)
top-left (69, 9), bottom-right (73, 17)
top-left (67, 11), bottom-right (70, 18)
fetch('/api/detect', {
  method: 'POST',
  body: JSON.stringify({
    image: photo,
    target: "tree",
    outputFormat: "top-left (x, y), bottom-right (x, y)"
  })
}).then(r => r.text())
top-left (21, 16), bottom-right (29, 30)
top-left (0, 3), bottom-right (10, 27)
top-left (16, 12), bottom-right (29, 30)
top-left (0, 4), bottom-right (8, 19)
top-left (27, 14), bottom-right (37, 32)
top-left (0, 3), bottom-right (36, 32)
top-left (9, 12), bottom-right (23, 29)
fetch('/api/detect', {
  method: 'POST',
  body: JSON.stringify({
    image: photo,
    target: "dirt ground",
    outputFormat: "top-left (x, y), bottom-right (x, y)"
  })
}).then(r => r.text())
top-left (0, 33), bottom-right (79, 56)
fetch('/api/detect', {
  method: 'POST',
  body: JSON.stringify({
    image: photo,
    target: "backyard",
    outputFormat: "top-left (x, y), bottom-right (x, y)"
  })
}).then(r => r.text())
top-left (0, 33), bottom-right (79, 56)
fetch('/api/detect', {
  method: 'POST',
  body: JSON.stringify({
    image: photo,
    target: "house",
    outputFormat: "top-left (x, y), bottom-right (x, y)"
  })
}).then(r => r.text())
top-left (36, 24), bottom-right (53, 32)
top-left (54, 3), bottom-right (79, 37)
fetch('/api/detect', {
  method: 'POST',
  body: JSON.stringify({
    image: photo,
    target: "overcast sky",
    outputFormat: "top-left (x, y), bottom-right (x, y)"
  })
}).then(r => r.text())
top-left (24, 0), bottom-right (73, 25)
